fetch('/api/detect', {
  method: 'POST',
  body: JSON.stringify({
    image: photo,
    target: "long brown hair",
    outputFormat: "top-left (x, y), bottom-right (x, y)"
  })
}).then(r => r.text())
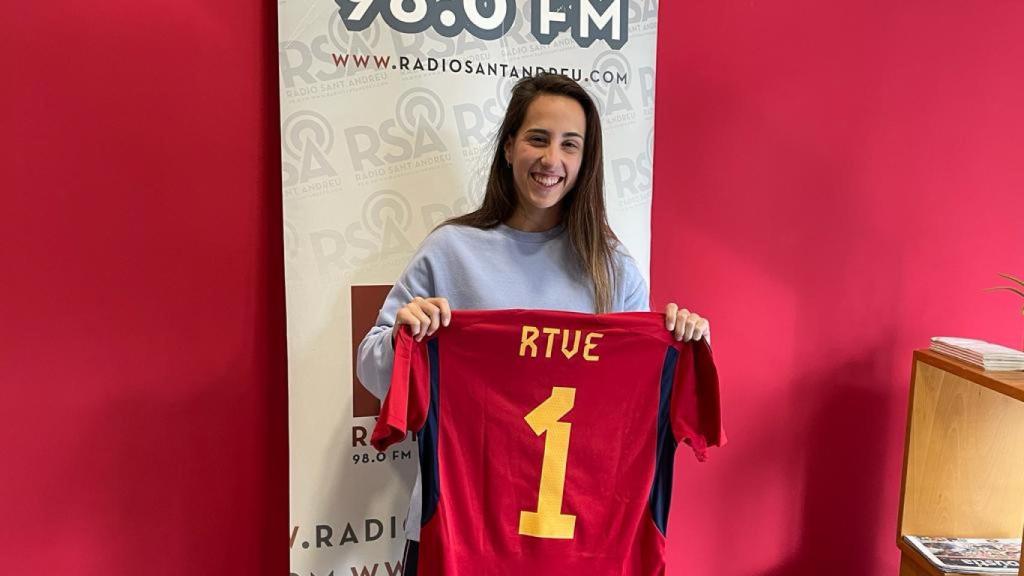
top-left (444, 73), bottom-right (620, 313)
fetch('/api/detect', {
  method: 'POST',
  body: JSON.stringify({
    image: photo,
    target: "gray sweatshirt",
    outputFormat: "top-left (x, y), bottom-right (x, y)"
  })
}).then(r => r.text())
top-left (356, 222), bottom-right (650, 540)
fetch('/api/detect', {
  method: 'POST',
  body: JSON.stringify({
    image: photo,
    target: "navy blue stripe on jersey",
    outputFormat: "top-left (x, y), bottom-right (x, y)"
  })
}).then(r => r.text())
top-left (418, 338), bottom-right (442, 526)
top-left (648, 346), bottom-right (679, 536)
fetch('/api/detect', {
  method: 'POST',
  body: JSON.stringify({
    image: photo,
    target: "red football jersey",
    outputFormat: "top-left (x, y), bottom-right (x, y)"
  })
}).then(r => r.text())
top-left (372, 309), bottom-right (725, 575)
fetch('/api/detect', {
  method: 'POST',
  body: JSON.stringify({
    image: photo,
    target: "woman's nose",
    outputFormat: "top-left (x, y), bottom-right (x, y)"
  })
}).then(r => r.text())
top-left (540, 145), bottom-right (559, 167)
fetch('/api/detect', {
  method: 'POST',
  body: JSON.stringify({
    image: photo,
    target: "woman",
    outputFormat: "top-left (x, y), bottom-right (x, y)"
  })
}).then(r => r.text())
top-left (356, 73), bottom-right (710, 573)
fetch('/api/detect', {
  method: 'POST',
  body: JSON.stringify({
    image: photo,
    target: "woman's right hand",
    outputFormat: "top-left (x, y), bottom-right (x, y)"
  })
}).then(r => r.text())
top-left (395, 296), bottom-right (451, 342)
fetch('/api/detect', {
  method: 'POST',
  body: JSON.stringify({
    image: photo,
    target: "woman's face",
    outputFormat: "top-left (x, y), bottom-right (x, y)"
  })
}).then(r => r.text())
top-left (503, 94), bottom-right (586, 229)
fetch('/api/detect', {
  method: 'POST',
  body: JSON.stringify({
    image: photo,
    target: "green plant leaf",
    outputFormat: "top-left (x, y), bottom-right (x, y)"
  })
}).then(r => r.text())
top-left (998, 273), bottom-right (1024, 289)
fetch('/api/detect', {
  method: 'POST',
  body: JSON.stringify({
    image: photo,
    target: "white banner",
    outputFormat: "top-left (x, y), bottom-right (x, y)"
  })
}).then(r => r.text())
top-left (278, 1), bottom-right (659, 574)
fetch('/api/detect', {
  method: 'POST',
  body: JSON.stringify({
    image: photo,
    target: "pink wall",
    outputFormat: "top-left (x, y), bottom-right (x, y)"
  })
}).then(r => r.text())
top-left (4, 1), bottom-right (287, 574)
top-left (6, 1), bottom-right (1024, 575)
top-left (652, 2), bottom-right (1024, 574)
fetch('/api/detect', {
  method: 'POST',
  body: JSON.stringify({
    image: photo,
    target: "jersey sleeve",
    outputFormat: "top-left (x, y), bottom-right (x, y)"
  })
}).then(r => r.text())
top-left (670, 340), bottom-right (726, 461)
top-left (370, 326), bottom-right (431, 451)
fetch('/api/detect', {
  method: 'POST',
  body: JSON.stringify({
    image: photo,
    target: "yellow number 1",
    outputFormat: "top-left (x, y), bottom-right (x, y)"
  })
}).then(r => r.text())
top-left (518, 386), bottom-right (577, 539)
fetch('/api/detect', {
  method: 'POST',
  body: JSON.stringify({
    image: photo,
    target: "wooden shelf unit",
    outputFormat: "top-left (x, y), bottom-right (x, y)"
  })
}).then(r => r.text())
top-left (897, 350), bottom-right (1024, 575)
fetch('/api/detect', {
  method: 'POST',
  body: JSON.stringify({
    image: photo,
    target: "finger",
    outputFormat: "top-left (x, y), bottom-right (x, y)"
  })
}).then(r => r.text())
top-left (683, 318), bottom-right (699, 341)
top-left (684, 313), bottom-right (702, 341)
top-left (420, 301), bottom-right (441, 336)
top-left (673, 312), bottom-right (687, 341)
top-left (396, 308), bottom-right (420, 337)
top-left (664, 303), bottom-right (678, 330)
top-left (698, 318), bottom-right (711, 343)
top-left (410, 306), bottom-right (431, 341)
top-left (416, 311), bottom-right (433, 340)
top-left (434, 298), bottom-right (452, 327)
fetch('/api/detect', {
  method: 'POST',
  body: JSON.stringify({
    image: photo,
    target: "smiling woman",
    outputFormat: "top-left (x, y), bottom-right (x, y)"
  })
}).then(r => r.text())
top-left (444, 73), bottom-right (623, 312)
top-left (355, 72), bottom-right (711, 575)
top-left (503, 93), bottom-right (586, 231)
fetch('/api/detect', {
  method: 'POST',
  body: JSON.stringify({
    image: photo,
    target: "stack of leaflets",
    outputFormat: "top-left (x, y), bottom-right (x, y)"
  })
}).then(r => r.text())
top-left (904, 536), bottom-right (1021, 574)
top-left (930, 337), bottom-right (1024, 371)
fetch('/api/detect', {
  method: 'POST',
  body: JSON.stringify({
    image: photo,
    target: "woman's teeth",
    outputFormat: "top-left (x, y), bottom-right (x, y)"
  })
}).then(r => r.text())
top-left (531, 174), bottom-right (563, 187)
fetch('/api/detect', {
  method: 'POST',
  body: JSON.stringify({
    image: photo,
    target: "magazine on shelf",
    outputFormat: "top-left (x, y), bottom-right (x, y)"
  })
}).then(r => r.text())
top-left (904, 536), bottom-right (1021, 574)
top-left (929, 337), bottom-right (1024, 371)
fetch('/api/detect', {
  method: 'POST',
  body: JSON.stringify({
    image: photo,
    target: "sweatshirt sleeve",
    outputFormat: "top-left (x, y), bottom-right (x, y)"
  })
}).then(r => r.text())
top-left (621, 271), bottom-right (650, 312)
top-left (355, 235), bottom-right (441, 400)
top-left (613, 246), bottom-right (651, 312)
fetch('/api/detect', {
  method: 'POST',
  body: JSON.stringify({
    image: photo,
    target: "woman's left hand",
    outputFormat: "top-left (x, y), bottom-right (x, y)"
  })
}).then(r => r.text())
top-left (664, 303), bottom-right (711, 344)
